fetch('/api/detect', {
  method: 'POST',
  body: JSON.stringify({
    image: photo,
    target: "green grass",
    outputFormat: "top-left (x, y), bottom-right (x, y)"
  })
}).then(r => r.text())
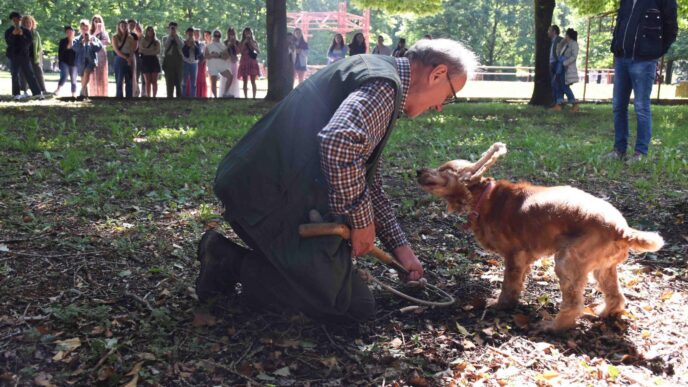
top-left (388, 103), bottom-right (687, 196)
top-left (1, 100), bottom-right (686, 214)
top-left (1, 99), bottom-right (686, 386)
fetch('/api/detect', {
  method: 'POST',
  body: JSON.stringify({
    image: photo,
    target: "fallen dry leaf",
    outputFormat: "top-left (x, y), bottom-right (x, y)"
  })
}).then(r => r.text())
top-left (539, 370), bottom-right (559, 380)
top-left (513, 314), bottom-right (529, 329)
top-left (34, 372), bottom-right (56, 387)
top-left (320, 356), bottom-right (338, 368)
top-left (192, 311), bottom-right (217, 328)
top-left (455, 322), bottom-right (471, 336)
top-left (660, 290), bottom-right (674, 301)
top-left (138, 352), bottom-right (156, 361)
top-left (273, 366), bottom-right (291, 377)
top-left (52, 351), bottom-right (66, 362)
top-left (97, 366), bottom-right (114, 381)
top-left (126, 361), bottom-right (145, 377)
top-left (463, 339), bottom-right (476, 350)
top-left (54, 337), bottom-right (81, 352)
top-left (390, 338), bottom-right (403, 348)
top-left (408, 370), bottom-right (429, 386)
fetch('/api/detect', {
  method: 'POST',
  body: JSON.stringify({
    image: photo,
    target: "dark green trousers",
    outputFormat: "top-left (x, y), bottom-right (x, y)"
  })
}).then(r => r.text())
top-left (163, 60), bottom-right (183, 98)
top-left (231, 222), bottom-right (375, 322)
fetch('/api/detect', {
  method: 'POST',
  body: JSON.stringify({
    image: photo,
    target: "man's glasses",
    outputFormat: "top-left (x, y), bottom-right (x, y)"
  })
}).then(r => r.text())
top-left (443, 73), bottom-right (459, 106)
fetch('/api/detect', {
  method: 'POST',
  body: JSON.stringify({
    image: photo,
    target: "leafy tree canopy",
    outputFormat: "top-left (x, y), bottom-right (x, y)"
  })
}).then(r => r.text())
top-left (350, 0), bottom-right (442, 16)
top-left (565, 0), bottom-right (688, 17)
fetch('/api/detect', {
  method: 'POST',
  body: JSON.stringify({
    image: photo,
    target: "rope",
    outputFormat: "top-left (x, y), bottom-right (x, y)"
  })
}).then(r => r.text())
top-left (357, 269), bottom-right (455, 307)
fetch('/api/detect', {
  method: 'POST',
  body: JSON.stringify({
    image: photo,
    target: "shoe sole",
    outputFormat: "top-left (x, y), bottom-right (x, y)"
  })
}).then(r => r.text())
top-left (196, 230), bottom-right (247, 303)
top-left (196, 230), bottom-right (222, 303)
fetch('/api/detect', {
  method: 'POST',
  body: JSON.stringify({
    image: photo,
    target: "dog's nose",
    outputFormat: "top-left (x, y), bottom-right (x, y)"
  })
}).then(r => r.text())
top-left (416, 169), bottom-right (426, 177)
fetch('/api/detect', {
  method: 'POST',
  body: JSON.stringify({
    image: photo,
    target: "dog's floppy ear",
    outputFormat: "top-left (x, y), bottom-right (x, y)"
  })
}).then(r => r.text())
top-left (468, 142), bottom-right (507, 182)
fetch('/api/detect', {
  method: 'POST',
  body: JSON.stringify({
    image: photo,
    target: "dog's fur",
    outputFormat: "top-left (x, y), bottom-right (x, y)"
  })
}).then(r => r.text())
top-left (417, 143), bottom-right (664, 332)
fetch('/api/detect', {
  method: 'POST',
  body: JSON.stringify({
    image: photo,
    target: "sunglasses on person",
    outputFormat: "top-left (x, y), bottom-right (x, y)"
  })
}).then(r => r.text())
top-left (443, 73), bottom-right (459, 106)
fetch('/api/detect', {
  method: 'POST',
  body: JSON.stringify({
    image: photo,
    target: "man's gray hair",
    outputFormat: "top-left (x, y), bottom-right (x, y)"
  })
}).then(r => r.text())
top-left (405, 38), bottom-right (479, 79)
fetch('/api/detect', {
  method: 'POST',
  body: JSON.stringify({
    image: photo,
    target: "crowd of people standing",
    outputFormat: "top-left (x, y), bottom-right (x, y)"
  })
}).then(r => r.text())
top-left (5, 9), bottom-right (416, 100)
top-left (4, 11), bottom-right (263, 99)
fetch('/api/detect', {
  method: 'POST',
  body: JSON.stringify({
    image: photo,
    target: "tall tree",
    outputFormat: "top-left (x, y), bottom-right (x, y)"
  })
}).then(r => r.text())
top-left (265, 0), bottom-right (293, 101)
top-left (529, 0), bottom-right (555, 107)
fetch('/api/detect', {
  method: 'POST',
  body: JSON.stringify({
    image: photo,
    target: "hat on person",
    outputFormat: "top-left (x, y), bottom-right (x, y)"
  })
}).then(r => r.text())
top-left (168, 21), bottom-right (178, 27)
top-left (9, 11), bottom-right (22, 20)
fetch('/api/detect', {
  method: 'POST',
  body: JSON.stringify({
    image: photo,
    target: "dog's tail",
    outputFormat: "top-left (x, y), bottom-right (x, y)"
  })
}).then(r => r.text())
top-left (624, 228), bottom-right (664, 253)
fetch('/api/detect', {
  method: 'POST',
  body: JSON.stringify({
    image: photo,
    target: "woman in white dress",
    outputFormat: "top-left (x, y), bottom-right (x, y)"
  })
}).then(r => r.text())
top-left (205, 30), bottom-right (234, 98)
top-left (222, 27), bottom-right (241, 98)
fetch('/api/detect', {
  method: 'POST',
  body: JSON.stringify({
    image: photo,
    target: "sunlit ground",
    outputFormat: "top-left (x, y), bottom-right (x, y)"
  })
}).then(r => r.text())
top-left (1, 70), bottom-right (682, 100)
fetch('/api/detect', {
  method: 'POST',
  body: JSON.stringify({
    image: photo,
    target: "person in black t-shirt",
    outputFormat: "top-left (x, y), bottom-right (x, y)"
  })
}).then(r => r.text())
top-left (56, 25), bottom-right (77, 97)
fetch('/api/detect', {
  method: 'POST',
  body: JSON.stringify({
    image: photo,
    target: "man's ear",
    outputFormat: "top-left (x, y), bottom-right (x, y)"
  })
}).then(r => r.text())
top-left (428, 64), bottom-right (449, 85)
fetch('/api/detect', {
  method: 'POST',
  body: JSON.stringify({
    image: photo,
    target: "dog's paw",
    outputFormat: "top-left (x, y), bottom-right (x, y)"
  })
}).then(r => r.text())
top-left (534, 320), bottom-right (568, 335)
top-left (596, 304), bottom-right (625, 319)
top-left (534, 320), bottom-right (556, 333)
top-left (534, 319), bottom-right (576, 335)
top-left (493, 297), bottom-right (518, 310)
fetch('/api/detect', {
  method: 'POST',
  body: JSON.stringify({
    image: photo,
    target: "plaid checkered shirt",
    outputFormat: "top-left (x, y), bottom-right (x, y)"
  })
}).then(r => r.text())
top-left (318, 57), bottom-right (411, 252)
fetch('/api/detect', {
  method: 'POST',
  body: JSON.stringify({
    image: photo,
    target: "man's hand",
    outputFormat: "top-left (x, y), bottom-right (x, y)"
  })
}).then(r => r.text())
top-left (393, 245), bottom-right (424, 281)
top-left (350, 222), bottom-right (375, 258)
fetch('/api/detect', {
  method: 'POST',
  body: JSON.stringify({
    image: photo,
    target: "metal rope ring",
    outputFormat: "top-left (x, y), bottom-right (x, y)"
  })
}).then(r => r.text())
top-left (358, 269), bottom-right (455, 307)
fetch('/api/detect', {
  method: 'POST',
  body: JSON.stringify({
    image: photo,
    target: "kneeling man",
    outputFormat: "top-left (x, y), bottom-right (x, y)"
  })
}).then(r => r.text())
top-left (198, 39), bottom-right (477, 321)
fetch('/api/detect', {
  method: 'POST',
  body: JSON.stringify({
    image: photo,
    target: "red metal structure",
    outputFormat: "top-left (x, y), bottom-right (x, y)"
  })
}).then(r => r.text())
top-left (287, 2), bottom-right (370, 52)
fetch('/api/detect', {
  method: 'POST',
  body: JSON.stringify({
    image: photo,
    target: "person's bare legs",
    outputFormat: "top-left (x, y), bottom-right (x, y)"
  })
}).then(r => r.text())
top-left (143, 73), bottom-right (151, 97)
top-left (220, 70), bottom-right (233, 97)
top-left (210, 75), bottom-right (218, 98)
top-left (243, 77), bottom-right (248, 98)
top-left (250, 75), bottom-right (257, 99)
top-left (81, 70), bottom-right (92, 96)
top-left (151, 73), bottom-right (158, 97)
top-left (296, 70), bottom-right (305, 84)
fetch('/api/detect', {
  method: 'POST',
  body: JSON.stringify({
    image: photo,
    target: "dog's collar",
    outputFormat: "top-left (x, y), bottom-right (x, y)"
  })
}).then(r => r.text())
top-left (463, 180), bottom-right (495, 230)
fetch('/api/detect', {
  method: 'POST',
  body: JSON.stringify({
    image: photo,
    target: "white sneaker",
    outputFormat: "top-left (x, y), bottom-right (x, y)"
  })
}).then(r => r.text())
top-left (14, 94), bottom-right (23, 100)
top-left (22, 91), bottom-right (29, 98)
top-left (38, 92), bottom-right (45, 100)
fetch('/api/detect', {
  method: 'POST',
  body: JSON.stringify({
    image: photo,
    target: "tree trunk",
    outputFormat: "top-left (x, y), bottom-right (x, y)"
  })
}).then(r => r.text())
top-left (529, 0), bottom-right (555, 107)
top-left (665, 59), bottom-right (673, 84)
top-left (265, 0), bottom-right (293, 101)
top-left (486, 8), bottom-right (499, 67)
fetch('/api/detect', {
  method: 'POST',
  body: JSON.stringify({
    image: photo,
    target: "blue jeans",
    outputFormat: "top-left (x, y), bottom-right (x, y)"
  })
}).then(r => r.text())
top-left (550, 63), bottom-right (565, 104)
top-left (562, 84), bottom-right (576, 104)
top-left (613, 58), bottom-right (657, 155)
top-left (58, 62), bottom-right (78, 94)
top-left (183, 62), bottom-right (197, 97)
top-left (114, 56), bottom-right (133, 98)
